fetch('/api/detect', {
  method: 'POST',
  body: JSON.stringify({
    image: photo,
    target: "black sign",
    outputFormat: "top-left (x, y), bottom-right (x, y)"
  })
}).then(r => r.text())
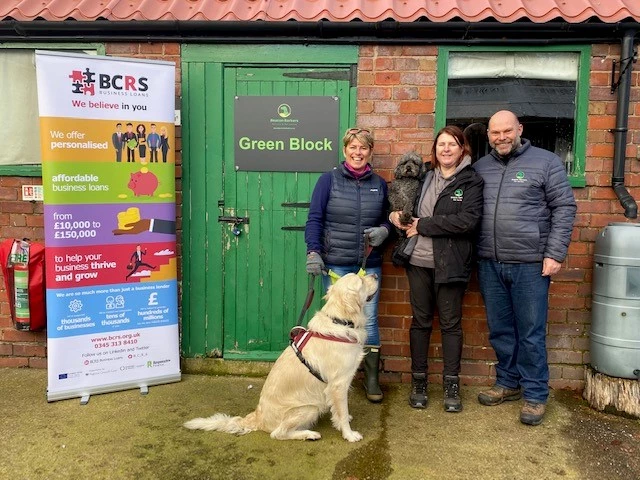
top-left (234, 96), bottom-right (340, 172)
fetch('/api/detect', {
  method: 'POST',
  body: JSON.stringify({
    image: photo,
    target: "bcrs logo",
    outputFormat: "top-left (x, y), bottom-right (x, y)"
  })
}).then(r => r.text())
top-left (68, 67), bottom-right (149, 96)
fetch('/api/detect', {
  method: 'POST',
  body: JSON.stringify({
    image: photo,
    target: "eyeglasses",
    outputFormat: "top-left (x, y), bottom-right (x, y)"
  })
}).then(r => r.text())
top-left (346, 128), bottom-right (371, 135)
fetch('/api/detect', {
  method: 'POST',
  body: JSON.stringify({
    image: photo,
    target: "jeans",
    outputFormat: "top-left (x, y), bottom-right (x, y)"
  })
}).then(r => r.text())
top-left (406, 264), bottom-right (467, 376)
top-left (323, 264), bottom-right (382, 346)
top-left (478, 260), bottom-right (551, 404)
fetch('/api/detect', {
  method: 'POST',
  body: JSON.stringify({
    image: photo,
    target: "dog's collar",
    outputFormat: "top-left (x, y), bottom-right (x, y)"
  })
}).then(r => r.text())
top-left (331, 317), bottom-right (355, 328)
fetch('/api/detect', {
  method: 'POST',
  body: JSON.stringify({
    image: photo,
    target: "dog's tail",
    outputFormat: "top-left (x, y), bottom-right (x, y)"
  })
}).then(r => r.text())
top-left (183, 411), bottom-right (258, 435)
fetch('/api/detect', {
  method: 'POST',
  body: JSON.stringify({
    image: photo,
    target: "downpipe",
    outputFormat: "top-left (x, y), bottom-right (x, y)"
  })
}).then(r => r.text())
top-left (611, 29), bottom-right (638, 219)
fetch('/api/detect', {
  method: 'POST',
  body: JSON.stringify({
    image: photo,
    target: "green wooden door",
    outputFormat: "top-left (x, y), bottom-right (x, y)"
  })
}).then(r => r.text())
top-left (181, 45), bottom-right (358, 361)
top-left (222, 67), bottom-right (352, 360)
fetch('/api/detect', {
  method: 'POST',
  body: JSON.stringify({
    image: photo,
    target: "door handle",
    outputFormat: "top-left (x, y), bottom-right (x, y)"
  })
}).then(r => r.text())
top-left (218, 216), bottom-right (250, 224)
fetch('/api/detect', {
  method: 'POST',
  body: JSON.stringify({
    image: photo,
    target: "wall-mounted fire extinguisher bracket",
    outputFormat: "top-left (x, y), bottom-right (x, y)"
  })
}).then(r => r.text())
top-left (0, 239), bottom-right (46, 331)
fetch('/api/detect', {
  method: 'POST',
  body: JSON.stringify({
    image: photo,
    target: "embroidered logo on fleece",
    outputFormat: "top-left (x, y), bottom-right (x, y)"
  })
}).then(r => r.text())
top-left (451, 189), bottom-right (464, 202)
top-left (511, 171), bottom-right (527, 183)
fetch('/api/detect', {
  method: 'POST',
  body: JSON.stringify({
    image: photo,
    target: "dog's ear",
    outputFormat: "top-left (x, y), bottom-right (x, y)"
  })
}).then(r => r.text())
top-left (418, 160), bottom-right (428, 179)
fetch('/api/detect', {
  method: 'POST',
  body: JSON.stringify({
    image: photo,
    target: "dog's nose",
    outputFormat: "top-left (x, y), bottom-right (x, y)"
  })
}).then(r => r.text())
top-left (371, 273), bottom-right (379, 280)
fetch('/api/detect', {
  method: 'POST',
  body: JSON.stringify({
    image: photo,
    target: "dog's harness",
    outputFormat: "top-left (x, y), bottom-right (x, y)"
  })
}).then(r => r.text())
top-left (289, 319), bottom-right (358, 383)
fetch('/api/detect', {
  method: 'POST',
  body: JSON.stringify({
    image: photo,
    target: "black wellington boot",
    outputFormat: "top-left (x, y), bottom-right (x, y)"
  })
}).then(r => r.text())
top-left (363, 347), bottom-right (383, 403)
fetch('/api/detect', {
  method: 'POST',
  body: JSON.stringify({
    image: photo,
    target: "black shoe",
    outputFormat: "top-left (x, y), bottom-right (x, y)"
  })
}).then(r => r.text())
top-left (409, 373), bottom-right (428, 409)
top-left (443, 375), bottom-right (463, 413)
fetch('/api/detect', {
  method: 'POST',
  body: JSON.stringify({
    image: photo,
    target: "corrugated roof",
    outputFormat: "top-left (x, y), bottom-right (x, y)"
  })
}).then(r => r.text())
top-left (1, 0), bottom-right (639, 24)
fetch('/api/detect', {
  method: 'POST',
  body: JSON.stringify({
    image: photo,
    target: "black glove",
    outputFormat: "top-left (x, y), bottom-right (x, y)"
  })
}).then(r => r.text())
top-left (364, 226), bottom-right (389, 247)
top-left (306, 252), bottom-right (325, 275)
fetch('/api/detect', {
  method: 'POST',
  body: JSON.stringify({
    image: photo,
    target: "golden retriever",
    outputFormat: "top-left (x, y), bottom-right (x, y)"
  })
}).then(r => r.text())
top-left (184, 272), bottom-right (378, 442)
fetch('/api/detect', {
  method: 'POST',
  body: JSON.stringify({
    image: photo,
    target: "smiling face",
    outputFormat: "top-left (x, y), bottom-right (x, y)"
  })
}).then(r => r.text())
top-left (343, 137), bottom-right (373, 172)
top-left (435, 133), bottom-right (463, 171)
top-left (488, 110), bottom-right (523, 157)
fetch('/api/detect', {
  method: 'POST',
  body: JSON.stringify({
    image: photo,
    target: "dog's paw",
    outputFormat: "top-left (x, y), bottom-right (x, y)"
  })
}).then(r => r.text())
top-left (305, 431), bottom-right (322, 441)
top-left (343, 430), bottom-right (363, 442)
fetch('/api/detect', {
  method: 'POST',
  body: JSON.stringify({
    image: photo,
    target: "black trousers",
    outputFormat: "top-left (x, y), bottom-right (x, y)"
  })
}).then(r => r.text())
top-left (406, 264), bottom-right (468, 377)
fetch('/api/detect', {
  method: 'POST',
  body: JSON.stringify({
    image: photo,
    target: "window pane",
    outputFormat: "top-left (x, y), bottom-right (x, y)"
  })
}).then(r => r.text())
top-left (447, 51), bottom-right (578, 169)
top-left (0, 50), bottom-right (41, 165)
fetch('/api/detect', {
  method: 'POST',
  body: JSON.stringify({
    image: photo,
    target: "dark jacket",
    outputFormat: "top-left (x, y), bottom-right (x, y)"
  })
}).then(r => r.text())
top-left (412, 163), bottom-right (484, 283)
top-left (305, 163), bottom-right (390, 268)
top-left (473, 139), bottom-right (577, 263)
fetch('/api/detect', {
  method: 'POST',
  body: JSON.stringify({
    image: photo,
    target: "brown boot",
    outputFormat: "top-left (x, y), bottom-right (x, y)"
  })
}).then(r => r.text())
top-left (520, 401), bottom-right (546, 426)
top-left (477, 385), bottom-right (521, 406)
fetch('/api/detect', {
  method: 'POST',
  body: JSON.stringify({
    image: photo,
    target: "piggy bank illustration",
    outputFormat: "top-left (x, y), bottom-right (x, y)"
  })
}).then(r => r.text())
top-left (127, 170), bottom-right (158, 197)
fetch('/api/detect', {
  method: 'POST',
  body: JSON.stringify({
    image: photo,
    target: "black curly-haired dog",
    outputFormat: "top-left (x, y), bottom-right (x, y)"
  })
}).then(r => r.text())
top-left (389, 151), bottom-right (426, 227)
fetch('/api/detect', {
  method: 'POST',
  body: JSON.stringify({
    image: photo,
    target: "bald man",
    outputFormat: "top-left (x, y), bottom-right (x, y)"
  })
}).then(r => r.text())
top-left (472, 110), bottom-right (576, 426)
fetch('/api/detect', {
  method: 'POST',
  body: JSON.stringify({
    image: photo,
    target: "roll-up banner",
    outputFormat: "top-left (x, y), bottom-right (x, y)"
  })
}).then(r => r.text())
top-left (35, 51), bottom-right (180, 402)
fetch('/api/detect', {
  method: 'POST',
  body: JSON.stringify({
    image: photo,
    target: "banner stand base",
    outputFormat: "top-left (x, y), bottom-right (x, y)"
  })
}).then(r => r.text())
top-left (48, 372), bottom-right (181, 403)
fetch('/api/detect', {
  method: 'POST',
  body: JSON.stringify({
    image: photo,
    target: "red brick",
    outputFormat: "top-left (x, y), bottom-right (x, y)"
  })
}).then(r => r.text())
top-left (375, 45), bottom-right (403, 56)
top-left (547, 350), bottom-right (583, 364)
top-left (589, 115), bottom-right (616, 130)
top-left (0, 187), bottom-right (18, 201)
top-left (163, 43), bottom-right (180, 55)
top-left (139, 43), bottom-right (164, 54)
top-left (399, 72), bottom-right (436, 86)
top-left (105, 44), bottom-right (139, 55)
top-left (402, 46), bottom-right (438, 56)
top-left (548, 323), bottom-right (585, 336)
top-left (393, 86), bottom-right (418, 100)
top-left (417, 86), bottom-right (436, 100)
top-left (549, 379), bottom-right (584, 390)
top-left (29, 357), bottom-right (47, 369)
top-left (0, 343), bottom-right (12, 355)
top-left (374, 57), bottom-right (394, 70)
top-left (375, 72), bottom-right (401, 85)
top-left (547, 336), bottom-right (573, 349)
top-left (562, 365), bottom-right (586, 380)
top-left (1, 202), bottom-right (35, 214)
top-left (460, 362), bottom-right (492, 376)
top-left (357, 86), bottom-right (392, 100)
top-left (13, 344), bottom-right (46, 357)
top-left (0, 357), bottom-right (28, 367)
top-left (399, 101), bottom-right (433, 114)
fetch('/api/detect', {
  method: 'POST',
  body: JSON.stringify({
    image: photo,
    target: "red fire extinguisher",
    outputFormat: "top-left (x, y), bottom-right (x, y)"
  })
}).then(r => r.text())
top-left (0, 239), bottom-right (46, 331)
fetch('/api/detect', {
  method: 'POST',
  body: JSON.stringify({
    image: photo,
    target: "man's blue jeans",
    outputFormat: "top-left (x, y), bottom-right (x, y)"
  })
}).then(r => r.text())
top-left (322, 264), bottom-right (382, 346)
top-left (478, 260), bottom-right (551, 404)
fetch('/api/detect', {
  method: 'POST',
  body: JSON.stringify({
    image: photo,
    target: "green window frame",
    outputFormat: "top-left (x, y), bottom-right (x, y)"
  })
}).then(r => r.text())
top-left (435, 45), bottom-right (590, 188)
top-left (0, 43), bottom-right (105, 177)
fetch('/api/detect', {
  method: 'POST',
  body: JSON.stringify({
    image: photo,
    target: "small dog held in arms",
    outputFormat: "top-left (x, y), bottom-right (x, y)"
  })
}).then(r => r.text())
top-left (184, 273), bottom-right (379, 442)
top-left (388, 151), bottom-right (426, 226)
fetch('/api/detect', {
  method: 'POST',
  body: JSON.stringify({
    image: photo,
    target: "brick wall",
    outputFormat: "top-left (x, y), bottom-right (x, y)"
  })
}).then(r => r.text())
top-left (2, 42), bottom-right (638, 392)
top-left (361, 44), bottom-right (640, 390)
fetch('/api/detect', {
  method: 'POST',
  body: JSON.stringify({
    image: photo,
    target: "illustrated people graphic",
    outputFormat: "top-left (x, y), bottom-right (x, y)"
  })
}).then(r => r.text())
top-left (126, 244), bottom-right (156, 281)
top-left (123, 122), bottom-right (137, 163)
top-left (136, 124), bottom-right (147, 161)
top-left (112, 123), bottom-right (123, 162)
top-left (160, 126), bottom-right (170, 163)
top-left (147, 123), bottom-right (160, 163)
